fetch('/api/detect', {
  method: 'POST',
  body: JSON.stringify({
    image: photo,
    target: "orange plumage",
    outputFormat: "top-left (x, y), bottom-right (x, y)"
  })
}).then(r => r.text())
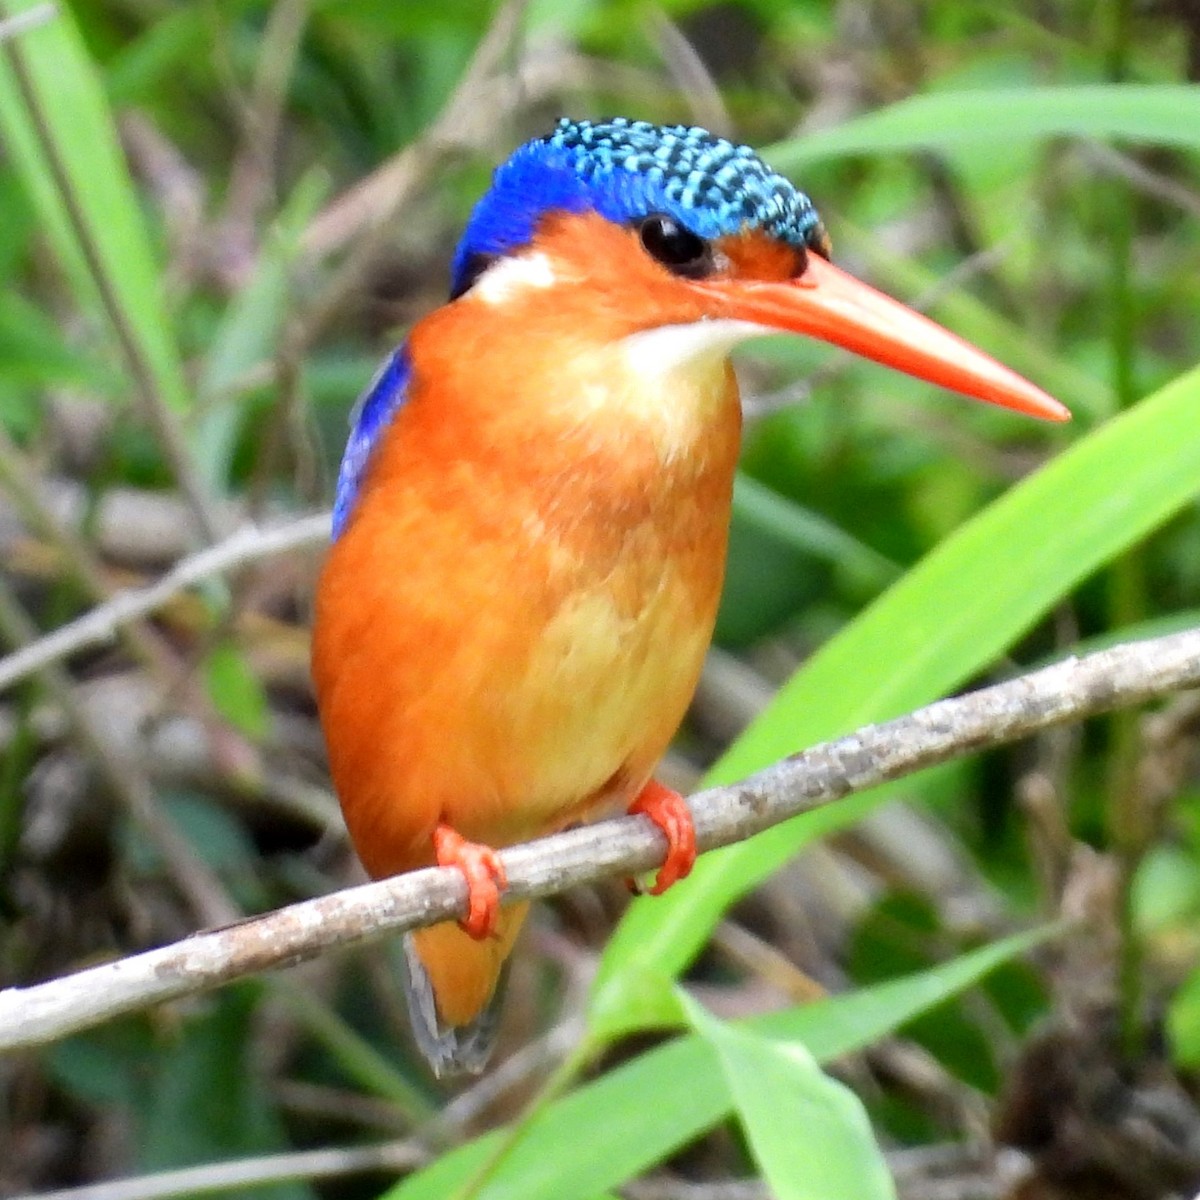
top-left (313, 213), bottom-right (742, 1071)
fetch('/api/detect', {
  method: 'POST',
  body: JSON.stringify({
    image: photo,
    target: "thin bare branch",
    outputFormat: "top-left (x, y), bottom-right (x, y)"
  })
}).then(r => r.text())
top-left (0, 421), bottom-right (291, 780)
top-left (0, 2), bottom-right (55, 42)
top-left (216, 0), bottom-right (312, 284)
top-left (1, 627), bottom-right (1197, 1051)
top-left (647, 10), bottom-right (730, 137)
top-left (0, 512), bottom-right (329, 695)
top-left (14, 1141), bottom-right (427, 1200)
top-left (1079, 140), bottom-right (1200, 222)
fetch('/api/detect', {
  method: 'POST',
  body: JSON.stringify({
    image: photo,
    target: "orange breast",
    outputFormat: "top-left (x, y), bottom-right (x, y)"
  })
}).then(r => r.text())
top-left (312, 299), bottom-right (742, 879)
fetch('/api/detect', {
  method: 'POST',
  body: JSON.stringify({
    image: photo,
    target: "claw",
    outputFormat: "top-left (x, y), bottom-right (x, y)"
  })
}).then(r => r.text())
top-left (628, 780), bottom-right (696, 895)
top-left (432, 823), bottom-right (507, 939)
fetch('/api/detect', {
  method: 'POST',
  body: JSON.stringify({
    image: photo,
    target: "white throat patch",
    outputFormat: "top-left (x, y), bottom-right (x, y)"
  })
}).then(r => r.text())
top-left (620, 319), bottom-right (774, 379)
top-left (585, 319), bottom-right (771, 464)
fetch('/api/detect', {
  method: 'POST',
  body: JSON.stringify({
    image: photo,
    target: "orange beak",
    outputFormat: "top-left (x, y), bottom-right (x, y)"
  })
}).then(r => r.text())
top-left (696, 254), bottom-right (1069, 422)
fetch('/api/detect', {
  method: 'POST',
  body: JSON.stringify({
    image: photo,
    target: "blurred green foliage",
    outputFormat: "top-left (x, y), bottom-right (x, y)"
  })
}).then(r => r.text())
top-left (1, 0), bottom-right (1199, 1196)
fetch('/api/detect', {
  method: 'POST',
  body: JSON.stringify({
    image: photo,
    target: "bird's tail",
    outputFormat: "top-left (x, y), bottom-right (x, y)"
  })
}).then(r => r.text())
top-left (402, 902), bottom-right (529, 1077)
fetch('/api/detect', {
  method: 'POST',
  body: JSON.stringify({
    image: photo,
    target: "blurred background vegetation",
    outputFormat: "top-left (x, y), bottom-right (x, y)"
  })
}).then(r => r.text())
top-left (2, 0), bottom-right (1200, 1197)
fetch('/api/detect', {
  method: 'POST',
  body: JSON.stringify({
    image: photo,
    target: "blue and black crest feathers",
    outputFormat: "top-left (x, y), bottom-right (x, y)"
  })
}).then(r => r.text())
top-left (451, 117), bottom-right (825, 297)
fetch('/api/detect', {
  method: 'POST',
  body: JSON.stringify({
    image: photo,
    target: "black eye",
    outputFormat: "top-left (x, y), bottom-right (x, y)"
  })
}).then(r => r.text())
top-left (638, 214), bottom-right (713, 278)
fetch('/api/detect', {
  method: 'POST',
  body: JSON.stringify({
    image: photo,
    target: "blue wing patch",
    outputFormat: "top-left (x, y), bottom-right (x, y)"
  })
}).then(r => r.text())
top-left (332, 345), bottom-right (411, 539)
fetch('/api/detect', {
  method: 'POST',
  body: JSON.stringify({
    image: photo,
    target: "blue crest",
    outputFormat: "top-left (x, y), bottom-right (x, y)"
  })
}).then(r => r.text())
top-left (450, 118), bottom-right (824, 296)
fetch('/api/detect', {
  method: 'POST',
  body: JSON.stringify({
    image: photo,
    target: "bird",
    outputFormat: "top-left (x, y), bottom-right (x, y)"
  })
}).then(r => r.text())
top-left (312, 116), bottom-right (1068, 1077)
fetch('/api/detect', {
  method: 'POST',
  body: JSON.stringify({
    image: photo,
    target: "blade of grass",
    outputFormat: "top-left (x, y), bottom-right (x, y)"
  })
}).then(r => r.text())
top-left (0, 14), bottom-right (92, 308)
top-left (274, 985), bottom-right (436, 1125)
top-left (0, 0), bottom-right (189, 413)
top-left (682, 994), bottom-right (896, 1200)
top-left (593, 362), bottom-right (1200, 1011)
top-left (0, 0), bottom-right (221, 537)
top-left (385, 928), bottom-right (1051, 1200)
top-left (766, 85), bottom-right (1200, 169)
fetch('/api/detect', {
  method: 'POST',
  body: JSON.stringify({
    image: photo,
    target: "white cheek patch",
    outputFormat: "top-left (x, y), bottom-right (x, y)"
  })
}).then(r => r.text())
top-left (474, 252), bottom-right (558, 305)
top-left (620, 319), bottom-right (774, 380)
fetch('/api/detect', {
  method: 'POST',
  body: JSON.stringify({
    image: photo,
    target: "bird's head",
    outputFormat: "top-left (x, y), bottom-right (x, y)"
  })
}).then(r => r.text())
top-left (448, 117), bottom-right (1067, 421)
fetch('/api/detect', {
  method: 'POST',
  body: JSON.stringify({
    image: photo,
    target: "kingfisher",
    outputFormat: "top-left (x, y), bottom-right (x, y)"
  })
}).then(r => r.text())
top-left (312, 117), bottom-right (1067, 1076)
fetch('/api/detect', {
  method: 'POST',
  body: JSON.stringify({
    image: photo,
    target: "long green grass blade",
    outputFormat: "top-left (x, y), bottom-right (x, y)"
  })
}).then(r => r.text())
top-left (0, 24), bottom-right (92, 308)
top-left (767, 84), bottom-right (1200, 169)
top-left (0, 0), bottom-right (189, 411)
top-left (684, 996), bottom-right (896, 1200)
top-left (593, 362), bottom-right (1200, 1007)
top-left (385, 929), bottom-right (1048, 1200)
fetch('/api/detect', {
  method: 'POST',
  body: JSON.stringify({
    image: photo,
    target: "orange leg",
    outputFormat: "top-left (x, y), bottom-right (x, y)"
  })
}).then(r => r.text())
top-left (433, 823), bottom-right (507, 940)
top-left (628, 780), bottom-right (696, 895)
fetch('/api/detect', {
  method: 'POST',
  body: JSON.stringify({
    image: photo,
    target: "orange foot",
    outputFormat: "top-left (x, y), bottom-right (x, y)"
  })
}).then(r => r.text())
top-left (432, 823), bottom-right (507, 940)
top-left (628, 780), bottom-right (696, 895)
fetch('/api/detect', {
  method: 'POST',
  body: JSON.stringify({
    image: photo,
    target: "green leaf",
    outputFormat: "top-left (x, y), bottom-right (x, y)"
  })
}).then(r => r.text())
top-left (766, 85), bottom-right (1200, 170)
top-left (142, 988), bottom-right (314, 1200)
top-left (385, 929), bottom-right (1051, 1200)
top-left (204, 641), bottom-right (270, 740)
top-left (47, 1026), bottom-right (148, 1110)
top-left (105, 5), bottom-right (211, 103)
top-left (165, 793), bottom-right (259, 874)
top-left (0, 0), bottom-right (189, 410)
top-left (0, 292), bottom-right (115, 392)
top-left (0, 28), bottom-right (90, 305)
top-left (682, 994), bottom-right (896, 1200)
top-left (593, 363), bottom-right (1200, 1010)
top-left (1169, 965), bottom-right (1200, 1068)
top-left (1133, 846), bottom-right (1200, 935)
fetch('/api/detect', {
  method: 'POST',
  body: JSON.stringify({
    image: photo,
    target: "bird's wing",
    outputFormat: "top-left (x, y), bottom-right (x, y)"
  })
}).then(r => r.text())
top-left (331, 344), bottom-right (411, 538)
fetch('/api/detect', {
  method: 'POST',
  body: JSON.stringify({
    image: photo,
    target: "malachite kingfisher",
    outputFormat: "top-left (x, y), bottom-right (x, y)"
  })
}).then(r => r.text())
top-left (312, 117), bottom-right (1068, 1076)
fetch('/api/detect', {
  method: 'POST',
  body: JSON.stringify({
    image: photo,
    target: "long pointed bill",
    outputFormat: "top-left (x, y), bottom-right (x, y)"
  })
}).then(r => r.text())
top-left (699, 254), bottom-right (1069, 421)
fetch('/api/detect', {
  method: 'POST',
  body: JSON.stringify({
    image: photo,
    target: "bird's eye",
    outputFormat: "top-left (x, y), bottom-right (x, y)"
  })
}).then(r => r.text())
top-left (638, 214), bottom-right (713, 278)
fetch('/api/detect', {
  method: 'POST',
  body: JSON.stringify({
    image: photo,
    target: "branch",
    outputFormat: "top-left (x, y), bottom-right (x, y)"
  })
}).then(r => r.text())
top-left (0, 3), bottom-right (55, 43)
top-left (0, 511), bottom-right (328, 695)
top-left (2, 628), bottom-right (1198, 1052)
top-left (17, 1141), bottom-right (428, 1200)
